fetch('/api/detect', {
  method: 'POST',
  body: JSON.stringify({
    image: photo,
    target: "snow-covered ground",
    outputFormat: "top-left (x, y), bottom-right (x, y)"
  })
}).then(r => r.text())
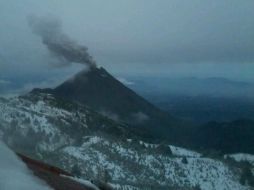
top-left (61, 136), bottom-right (249, 190)
top-left (0, 93), bottom-right (253, 190)
top-left (226, 153), bottom-right (254, 166)
top-left (0, 141), bottom-right (52, 190)
top-left (169, 145), bottom-right (202, 157)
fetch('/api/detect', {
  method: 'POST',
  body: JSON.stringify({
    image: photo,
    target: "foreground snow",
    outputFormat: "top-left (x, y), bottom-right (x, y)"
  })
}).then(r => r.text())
top-left (0, 93), bottom-right (253, 190)
top-left (62, 137), bottom-right (248, 190)
top-left (0, 141), bottom-right (52, 190)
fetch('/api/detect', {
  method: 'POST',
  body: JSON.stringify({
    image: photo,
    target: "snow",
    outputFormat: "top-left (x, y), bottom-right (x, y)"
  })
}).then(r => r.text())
top-left (139, 140), bottom-right (157, 148)
top-left (82, 136), bottom-right (103, 146)
top-left (110, 183), bottom-right (139, 190)
top-left (0, 141), bottom-right (52, 190)
top-left (169, 145), bottom-right (202, 157)
top-left (226, 153), bottom-right (254, 166)
top-left (0, 95), bottom-right (78, 152)
top-left (61, 175), bottom-right (100, 190)
top-left (0, 94), bottom-right (253, 190)
top-left (62, 138), bottom-right (250, 190)
top-left (63, 146), bottom-right (91, 161)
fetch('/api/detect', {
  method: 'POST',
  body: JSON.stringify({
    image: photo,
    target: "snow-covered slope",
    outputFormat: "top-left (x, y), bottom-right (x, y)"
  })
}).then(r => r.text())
top-left (226, 154), bottom-right (254, 166)
top-left (61, 137), bottom-right (248, 190)
top-left (0, 141), bottom-right (52, 190)
top-left (0, 93), bottom-right (253, 190)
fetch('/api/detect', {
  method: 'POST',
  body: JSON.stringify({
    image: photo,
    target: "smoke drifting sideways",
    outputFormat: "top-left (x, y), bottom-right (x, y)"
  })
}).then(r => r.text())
top-left (27, 15), bottom-right (97, 69)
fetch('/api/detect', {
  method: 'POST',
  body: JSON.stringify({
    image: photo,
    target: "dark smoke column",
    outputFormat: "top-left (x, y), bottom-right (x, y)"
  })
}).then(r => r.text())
top-left (27, 15), bottom-right (97, 69)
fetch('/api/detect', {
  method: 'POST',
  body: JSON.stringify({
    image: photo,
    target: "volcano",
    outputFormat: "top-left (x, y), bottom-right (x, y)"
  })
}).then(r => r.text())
top-left (32, 67), bottom-right (177, 139)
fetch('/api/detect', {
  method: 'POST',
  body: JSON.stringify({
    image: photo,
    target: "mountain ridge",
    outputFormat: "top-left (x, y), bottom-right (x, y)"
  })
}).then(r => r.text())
top-left (30, 67), bottom-right (254, 154)
top-left (32, 67), bottom-right (178, 140)
top-left (0, 93), bottom-right (253, 189)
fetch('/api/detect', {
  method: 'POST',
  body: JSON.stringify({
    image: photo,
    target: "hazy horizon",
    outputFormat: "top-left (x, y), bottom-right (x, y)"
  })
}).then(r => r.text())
top-left (1, 0), bottom-right (254, 95)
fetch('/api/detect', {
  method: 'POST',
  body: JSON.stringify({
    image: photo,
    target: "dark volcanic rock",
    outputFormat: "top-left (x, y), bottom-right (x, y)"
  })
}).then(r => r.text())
top-left (33, 67), bottom-right (178, 140)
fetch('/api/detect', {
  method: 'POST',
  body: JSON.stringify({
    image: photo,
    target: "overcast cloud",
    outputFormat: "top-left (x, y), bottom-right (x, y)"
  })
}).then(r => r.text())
top-left (0, 0), bottom-right (254, 94)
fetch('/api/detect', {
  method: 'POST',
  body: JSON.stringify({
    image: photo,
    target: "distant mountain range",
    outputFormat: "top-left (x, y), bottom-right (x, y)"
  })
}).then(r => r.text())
top-left (150, 95), bottom-right (254, 124)
top-left (125, 76), bottom-right (254, 99)
top-left (0, 67), bottom-right (254, 189)
top-left (29, 67), bottom-right (254, 154)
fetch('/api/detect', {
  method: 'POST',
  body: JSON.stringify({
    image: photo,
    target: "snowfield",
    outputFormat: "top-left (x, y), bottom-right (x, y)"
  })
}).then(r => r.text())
top-left (0, 141), bottom-right (52, 190)
top-left (61, 137), bottom-right (248, 190)
top-left (0, 93), bottom-right (253, 190)
top-left (226, 154), bottom-right (254, 166)
top-left (169, 145), bottom-right (202, 158)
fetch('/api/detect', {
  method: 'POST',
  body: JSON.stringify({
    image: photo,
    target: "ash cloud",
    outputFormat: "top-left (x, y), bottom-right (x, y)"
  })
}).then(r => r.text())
top-left (27, 15), bottom-right (96, 69)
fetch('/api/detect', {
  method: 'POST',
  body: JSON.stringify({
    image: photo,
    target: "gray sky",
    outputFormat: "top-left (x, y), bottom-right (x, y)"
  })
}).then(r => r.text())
top-left (0, 0), bottom-right (254, 94)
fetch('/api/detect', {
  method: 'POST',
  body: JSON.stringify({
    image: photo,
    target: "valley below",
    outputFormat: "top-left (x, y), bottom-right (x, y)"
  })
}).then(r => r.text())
top-left (0, 92), bottom-right (254, 190)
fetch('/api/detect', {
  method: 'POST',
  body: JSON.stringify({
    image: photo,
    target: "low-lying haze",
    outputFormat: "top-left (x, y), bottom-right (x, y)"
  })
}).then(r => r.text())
top-left (0, 0), bottom-right (254, 94)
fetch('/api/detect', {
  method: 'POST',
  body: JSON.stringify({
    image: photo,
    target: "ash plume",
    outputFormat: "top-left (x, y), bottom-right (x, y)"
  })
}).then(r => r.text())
top-left (27, 15), bottom-right (96, 69)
